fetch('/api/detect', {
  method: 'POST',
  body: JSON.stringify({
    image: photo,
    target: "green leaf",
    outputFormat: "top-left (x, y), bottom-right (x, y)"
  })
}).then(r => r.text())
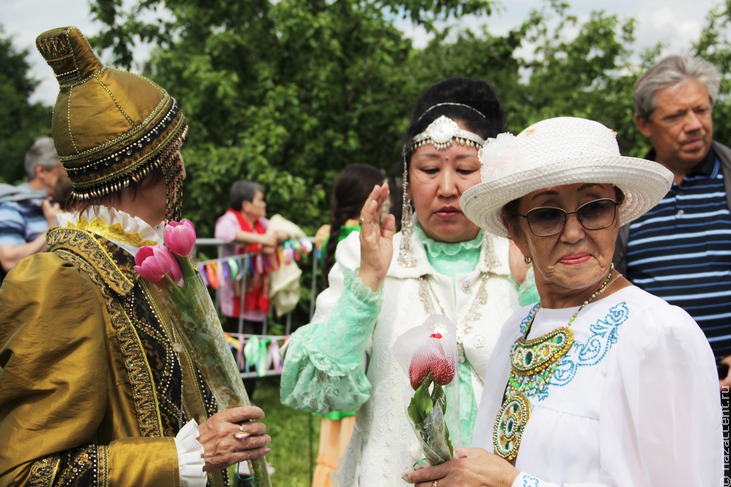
top-left (407, 373), bottom-right (433, 425)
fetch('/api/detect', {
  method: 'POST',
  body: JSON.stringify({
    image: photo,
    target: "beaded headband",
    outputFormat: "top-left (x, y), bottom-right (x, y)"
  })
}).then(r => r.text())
top-left (404, 116), bottom-right (485, 156)
top-left (417, 102), bottom-right (487, 121)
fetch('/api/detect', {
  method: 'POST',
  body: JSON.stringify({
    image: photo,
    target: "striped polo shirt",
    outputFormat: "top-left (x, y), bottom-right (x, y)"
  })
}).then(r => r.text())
top-left (0, 186), bottom-right (49, 247)
top-left (0, 182), bottom-right (50, 281)
top-left (626, 148), bottom-right (731, 359)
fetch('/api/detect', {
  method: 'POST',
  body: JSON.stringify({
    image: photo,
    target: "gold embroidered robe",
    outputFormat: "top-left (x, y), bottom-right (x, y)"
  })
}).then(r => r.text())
top-left (0, 227), bottom-right (226, 486)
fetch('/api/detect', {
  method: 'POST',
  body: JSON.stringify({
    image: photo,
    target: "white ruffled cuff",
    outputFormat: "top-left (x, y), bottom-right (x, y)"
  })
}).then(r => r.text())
top-left (175, 419), bottom-right (206, 487)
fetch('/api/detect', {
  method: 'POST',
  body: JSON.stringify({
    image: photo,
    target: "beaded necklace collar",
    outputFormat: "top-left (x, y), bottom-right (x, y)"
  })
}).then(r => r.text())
top-left (493, 264), bottom-right (614, 464)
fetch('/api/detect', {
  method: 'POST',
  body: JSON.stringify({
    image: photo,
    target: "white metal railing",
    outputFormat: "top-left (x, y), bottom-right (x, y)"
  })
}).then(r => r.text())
top-left (194, 237), bottom-right (319, 378)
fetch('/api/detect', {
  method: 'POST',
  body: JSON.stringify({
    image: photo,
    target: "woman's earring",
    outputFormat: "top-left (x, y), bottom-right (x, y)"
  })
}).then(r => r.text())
top-left (524, 256), bottom-right (532, 265)
top-left (398, 157), bottom-right (416, 268)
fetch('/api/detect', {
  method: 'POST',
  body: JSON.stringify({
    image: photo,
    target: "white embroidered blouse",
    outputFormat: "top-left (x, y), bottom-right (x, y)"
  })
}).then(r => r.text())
top-left (474, 285), bottom-right (723, 487)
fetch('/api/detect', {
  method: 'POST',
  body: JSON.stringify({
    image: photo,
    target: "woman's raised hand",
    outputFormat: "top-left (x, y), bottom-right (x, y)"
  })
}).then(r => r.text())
top-left (358, 183), bottom-right (396, 291)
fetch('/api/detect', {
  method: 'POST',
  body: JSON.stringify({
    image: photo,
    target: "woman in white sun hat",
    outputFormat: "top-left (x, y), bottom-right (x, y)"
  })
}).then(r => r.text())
top-left (408, 116), bottom-right (722, 487)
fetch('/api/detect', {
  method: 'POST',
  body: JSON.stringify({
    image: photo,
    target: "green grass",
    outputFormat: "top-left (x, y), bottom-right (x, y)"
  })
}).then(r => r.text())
top-left (248, 376), bottom-right (320, 487)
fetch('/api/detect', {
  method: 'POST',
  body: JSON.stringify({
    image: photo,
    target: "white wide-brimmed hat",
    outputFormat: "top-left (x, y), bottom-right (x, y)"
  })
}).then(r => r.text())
top-left (461, 116), bottom-right (674, 238)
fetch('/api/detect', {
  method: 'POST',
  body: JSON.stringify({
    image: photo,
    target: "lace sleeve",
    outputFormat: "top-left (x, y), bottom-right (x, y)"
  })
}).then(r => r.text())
top-left (281, 268), bottom-right (382, 414)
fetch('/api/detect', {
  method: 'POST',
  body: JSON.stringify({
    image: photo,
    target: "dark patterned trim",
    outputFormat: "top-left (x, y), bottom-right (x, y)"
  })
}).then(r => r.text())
top-left (28, 455), bottom-right (59, 487)
top-left (28, 446), bottom-right (109, 487)
top-left (54, 445), bottom-right (103, 486)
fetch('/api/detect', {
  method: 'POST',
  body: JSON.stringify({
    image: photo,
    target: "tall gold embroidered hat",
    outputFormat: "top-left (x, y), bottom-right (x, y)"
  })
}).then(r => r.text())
top-left (35, 26), bottom-right (187, 218)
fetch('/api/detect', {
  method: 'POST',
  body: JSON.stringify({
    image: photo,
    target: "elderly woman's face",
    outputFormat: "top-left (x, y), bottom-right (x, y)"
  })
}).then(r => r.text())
top-left (510, 183), bottom-right (620, 304)
top-left (408, 131), bottom-right (482, 243)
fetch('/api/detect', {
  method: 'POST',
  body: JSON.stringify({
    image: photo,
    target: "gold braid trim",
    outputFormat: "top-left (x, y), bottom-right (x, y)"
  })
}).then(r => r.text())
top-left (55, 248), bottom-right (163, 437)
top-left (48, 227), bottom-right (133, 295)
top-left (98, 445), bottom-right (109, 486)
top-left (49, 228), bottom-right (164, 438)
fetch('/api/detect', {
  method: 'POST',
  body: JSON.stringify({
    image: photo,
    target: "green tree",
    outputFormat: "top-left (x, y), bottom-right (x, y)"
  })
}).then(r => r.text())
top-left (694, 1), bottom-right (731, 146)
top-left (404, 1), bottom-right (650, 155)
top-left (86, 0), bottom-right (497, 329)
top-left (0, 25), bottom-right (52, 184)
top-left (515, 5), bottom-right (645, 154)
top-left (87, 0), bottom-right (497, 239)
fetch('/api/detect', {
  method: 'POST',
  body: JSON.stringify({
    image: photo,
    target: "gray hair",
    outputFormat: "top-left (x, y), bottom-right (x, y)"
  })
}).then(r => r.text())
top-left (24, 136), bottom-right (60, 180)
top-left (633, 55), bottom-right (721, 121)
top-left (229, 180), bottom-right (264, 210)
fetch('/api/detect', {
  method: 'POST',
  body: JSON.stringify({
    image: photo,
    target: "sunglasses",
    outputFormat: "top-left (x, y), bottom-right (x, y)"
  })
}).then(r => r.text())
top-left (519, 198), bottom-right (619, 237)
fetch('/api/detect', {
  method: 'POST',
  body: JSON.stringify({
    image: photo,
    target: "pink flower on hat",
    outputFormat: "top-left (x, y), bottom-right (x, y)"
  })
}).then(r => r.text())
top-left (479, 133), bottom-right (528, 182)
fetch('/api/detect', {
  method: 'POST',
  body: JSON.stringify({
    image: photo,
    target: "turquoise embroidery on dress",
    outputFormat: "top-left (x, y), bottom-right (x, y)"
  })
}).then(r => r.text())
top-left (522, 474), bottom-right (540, 487)
top-left (518, 304), bottom-right (540, 335)
top-left (551, 302), bottom-right (628, 390)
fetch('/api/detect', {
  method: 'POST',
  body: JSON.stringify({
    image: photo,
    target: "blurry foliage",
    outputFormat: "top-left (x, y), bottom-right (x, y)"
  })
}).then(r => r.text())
top-left (694, 0), bottom-right (731, 147)
top-left (2, 0), bottom-right (731, 325)
top-left (0, 26), bottom-right (52, 184)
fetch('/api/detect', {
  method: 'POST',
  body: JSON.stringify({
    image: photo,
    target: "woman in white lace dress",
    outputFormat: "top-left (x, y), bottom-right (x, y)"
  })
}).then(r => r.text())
top-left (281, 77), bottom-right (526, 486)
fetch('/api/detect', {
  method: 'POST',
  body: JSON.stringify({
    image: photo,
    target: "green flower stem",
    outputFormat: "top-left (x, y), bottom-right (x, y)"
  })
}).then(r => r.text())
top-left (407, 373), bottom-right (454, 466)
top-left (163, 254), bottom-right (271, 487)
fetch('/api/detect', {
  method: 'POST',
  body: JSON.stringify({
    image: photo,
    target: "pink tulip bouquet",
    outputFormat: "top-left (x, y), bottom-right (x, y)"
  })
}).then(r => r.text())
top-left (134, 219), bottom-right (271, 487)
top-left (393, 316), bottom-right (458, 472)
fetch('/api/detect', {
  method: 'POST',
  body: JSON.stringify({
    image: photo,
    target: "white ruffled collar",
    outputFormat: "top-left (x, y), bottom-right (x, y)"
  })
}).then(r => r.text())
top-left (57, 206), bottom-right (163, 250)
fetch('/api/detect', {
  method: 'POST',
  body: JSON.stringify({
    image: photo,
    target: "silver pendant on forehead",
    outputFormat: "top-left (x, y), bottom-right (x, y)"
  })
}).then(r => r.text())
top-left (409, 116), bottom-right (486, 152)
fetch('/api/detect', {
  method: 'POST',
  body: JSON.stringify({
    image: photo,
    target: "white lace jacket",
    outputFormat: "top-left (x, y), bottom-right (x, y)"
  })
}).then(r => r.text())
top-left (282, 229), bottom-right (519, 486)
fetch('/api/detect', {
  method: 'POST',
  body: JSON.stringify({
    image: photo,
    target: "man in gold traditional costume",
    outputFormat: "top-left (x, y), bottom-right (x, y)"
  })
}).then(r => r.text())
top-left (0, 27), bottom-right (270, 486)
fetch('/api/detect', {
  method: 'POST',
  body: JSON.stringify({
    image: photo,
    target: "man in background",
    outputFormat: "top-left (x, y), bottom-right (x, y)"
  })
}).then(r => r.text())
top-left (614, 54), bottom-right (731, 374)
top-left (0, 136), bottom-right (65, 282)
top-left (613, 54), bottom-right (730, 478)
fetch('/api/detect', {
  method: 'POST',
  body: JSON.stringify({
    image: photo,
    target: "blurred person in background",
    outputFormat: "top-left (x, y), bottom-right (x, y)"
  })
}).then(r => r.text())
top-left (215, 179), bottom-right (286, 400)
top-left (0, 136), bottom-right (64, 283)
top-left (613, 56), bottom-right (731, 480)
top-left (614, 54), bottom-right (731, 374)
